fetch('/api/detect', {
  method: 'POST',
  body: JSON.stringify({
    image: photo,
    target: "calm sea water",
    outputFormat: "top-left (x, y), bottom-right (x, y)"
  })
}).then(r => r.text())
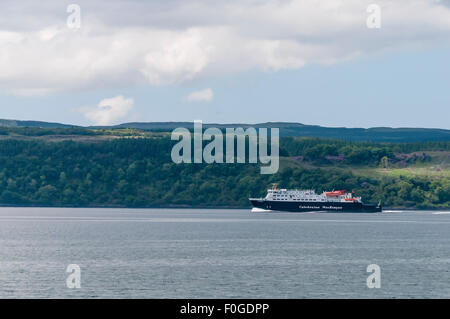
top-left (0, 208), bottom-right (450, 299)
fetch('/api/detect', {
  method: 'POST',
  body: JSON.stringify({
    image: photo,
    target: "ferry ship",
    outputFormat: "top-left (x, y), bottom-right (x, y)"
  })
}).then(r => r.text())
top-left (249, 184), bottom-right (382, 213)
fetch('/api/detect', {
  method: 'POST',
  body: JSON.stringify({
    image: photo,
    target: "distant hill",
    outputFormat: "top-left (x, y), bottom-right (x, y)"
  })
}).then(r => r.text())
top-left (109, 122), bottom-right (450, 142)
top-left (1, 119), bottom-right (449, 142)
top-left (0, 119), bottom-right (76, 128)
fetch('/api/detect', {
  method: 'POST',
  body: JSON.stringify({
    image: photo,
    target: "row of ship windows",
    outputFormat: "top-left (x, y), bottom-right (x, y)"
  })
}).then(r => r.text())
top-left (273, 195), bottom-right (319, 198)
top-left (274, 195), bottom-right (318, 198)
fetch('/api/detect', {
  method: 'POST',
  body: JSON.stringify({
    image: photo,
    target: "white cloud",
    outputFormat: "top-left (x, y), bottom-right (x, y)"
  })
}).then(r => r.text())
top-left (187, 88), bottom-right (214, 103)
top-left (83, 95), bottom-right (134, 125)
top-left (0, 0), bottom-right (449, 95)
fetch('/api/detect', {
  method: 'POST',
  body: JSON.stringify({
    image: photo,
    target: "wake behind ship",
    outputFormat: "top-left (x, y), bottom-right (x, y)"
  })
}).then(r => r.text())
top-left (249, 184), bottom-right (382, 213)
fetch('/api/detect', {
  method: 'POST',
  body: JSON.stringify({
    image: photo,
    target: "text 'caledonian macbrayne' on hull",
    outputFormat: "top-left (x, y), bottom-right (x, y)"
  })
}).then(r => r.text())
top-left (249, 184), bottom-right (382, 213)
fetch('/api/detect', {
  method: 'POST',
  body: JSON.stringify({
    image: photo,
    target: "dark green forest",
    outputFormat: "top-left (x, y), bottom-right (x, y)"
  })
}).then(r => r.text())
top-left (0, 133), bottom-right (449, 209)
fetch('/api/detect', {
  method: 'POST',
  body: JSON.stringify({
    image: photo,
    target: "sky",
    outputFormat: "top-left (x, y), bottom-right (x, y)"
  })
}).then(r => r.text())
top-left (0, 0), bottom-right (449, 128)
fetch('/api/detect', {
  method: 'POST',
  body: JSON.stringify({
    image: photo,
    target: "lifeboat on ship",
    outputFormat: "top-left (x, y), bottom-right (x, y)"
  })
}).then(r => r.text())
top-left (324, 190), bottom-right (346, 197)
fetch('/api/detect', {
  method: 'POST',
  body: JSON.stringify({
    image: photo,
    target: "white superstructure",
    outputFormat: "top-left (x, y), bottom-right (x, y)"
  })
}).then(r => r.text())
top-left (264, 185), bottom-right (361, 203)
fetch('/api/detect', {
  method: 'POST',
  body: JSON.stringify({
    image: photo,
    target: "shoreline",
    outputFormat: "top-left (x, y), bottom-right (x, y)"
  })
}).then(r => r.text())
top-left (0, 204), bottom-right (448, 211)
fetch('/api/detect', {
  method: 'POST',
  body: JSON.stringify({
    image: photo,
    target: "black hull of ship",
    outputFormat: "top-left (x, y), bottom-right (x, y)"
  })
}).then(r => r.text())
top-left (250, 199), bottom-right (382, 213)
